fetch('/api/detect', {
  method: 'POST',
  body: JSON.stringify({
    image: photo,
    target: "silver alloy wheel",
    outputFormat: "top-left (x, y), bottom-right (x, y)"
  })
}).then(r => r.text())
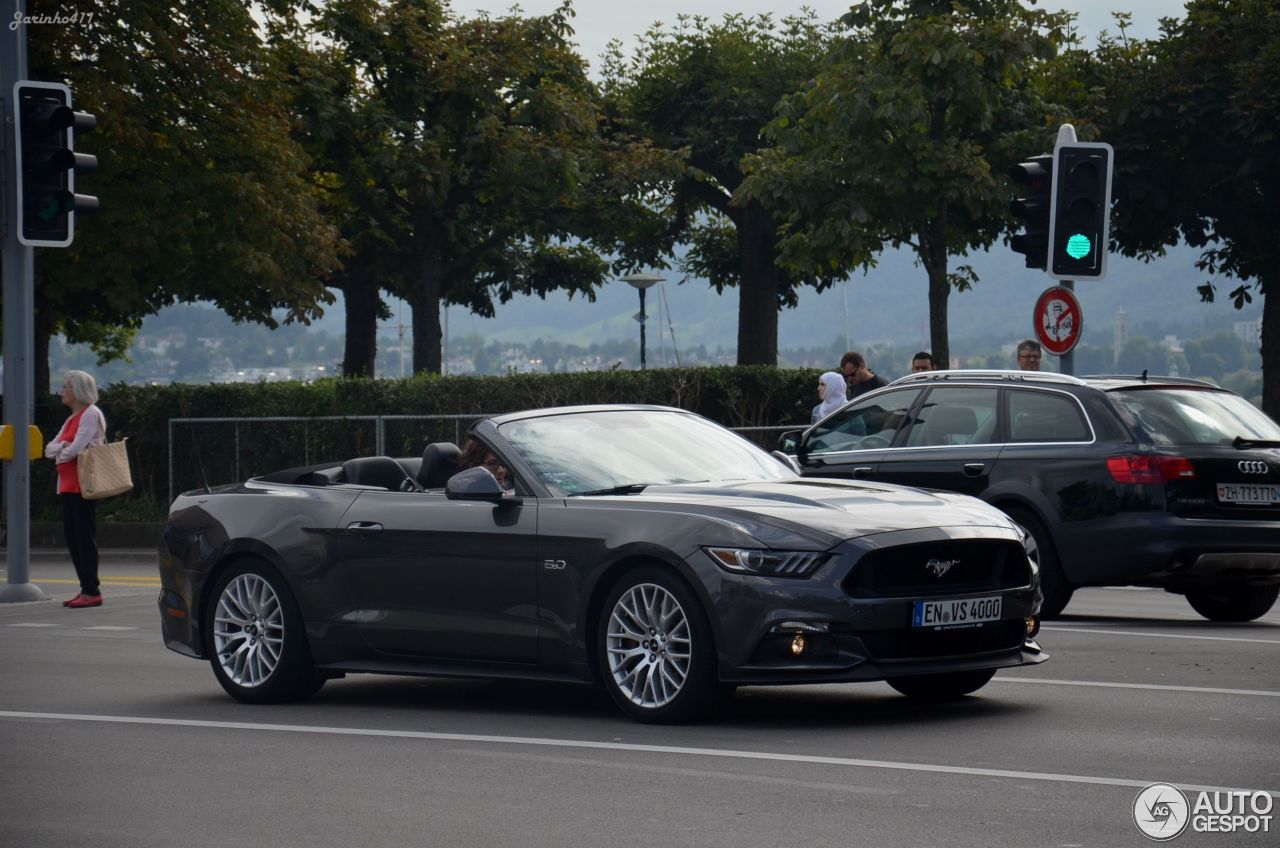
top-left (213, 573), bottom-right (285, 688)
top-left (606, 582), bottom-right (692, 709)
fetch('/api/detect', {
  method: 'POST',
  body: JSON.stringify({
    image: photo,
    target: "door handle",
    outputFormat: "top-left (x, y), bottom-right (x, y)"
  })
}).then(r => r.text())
top-left (963, 463), bottom-right (985, 477)
top-left (852, 467), bottom-right (873, 479)
top-left (345, 521), bottom-right (383, 534)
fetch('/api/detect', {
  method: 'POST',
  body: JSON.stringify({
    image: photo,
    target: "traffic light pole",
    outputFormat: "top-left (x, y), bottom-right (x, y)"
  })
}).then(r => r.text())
top-left (1060, 280), bottom-right (1076, 377)
top-left (0, 3), bottom-right (44, 603)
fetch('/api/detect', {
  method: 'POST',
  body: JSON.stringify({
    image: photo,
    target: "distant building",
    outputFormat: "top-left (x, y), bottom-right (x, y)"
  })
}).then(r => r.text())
top-left (1234, 320), bottom-right (1262, 349)
top-left (1114, 307), bottom-right (1127, 365)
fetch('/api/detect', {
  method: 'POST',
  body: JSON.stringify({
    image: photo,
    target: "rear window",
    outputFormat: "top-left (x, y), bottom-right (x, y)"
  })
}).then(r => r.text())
top-left (1110, 388), bottom-right (1280, 446)
top-left (1008, 390), bottom-right (1091, 442)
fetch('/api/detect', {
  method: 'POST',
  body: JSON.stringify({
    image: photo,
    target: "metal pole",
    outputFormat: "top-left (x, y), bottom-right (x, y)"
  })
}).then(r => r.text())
top-left (1061, 279), bottom-right (1076, 376)
top-left (638, 288), bottom-right (647, 371)
top-left (0, 3), bottom-right (43, 602)
top-left (167, 420), bottom-right (174, 507)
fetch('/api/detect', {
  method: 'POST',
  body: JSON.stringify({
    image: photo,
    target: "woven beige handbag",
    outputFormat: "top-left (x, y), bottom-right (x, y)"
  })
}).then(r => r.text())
top-left (77, 409), bottom-right (133, 500)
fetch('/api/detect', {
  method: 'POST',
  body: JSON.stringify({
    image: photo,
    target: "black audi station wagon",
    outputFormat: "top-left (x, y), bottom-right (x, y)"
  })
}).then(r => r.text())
top-left (783, 371), bottom-right (1280, 621)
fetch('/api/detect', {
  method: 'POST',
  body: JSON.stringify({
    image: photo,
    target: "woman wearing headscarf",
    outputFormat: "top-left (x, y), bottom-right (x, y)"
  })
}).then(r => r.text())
top-left (811, 371), bottom-right (848, 425)
top-left (44, 370), bottom-right (107, 609)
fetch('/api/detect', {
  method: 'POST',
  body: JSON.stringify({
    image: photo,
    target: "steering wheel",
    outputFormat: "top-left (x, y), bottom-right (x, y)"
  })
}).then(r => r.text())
top-left (859, 435), bottom-right (891, 449)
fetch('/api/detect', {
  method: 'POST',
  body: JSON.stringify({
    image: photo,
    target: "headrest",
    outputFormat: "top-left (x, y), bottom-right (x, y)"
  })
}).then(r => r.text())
top-left (418, 442), bottom-right (462, 488)
top-left (927, 406), bottom-right (978, 437)
top-left (342, 456), bottom-right (413, 490)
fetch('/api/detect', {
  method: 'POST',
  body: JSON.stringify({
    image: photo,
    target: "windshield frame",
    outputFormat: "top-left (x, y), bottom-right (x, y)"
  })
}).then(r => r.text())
top-left (492, 407), bottom-right (797, 497)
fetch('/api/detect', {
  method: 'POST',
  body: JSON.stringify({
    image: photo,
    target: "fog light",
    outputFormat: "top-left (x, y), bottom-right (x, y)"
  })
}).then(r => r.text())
top-left (790, 633), bottom-right (807, 656)
top-left (1025, 615), bottom-right (1040, 638)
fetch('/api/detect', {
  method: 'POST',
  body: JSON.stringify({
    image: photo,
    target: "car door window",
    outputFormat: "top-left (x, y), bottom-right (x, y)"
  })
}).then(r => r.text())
top-left (1008, 390), bottom-right (1091, 442)
top-left (807, 389), bottom-right (922, 454)
top-left (904, 387), bottom-right (1000, 447)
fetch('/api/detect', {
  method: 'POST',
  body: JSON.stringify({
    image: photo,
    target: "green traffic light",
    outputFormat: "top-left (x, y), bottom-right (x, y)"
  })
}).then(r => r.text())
top-left (1066, 233), bottom-right (1092, 259)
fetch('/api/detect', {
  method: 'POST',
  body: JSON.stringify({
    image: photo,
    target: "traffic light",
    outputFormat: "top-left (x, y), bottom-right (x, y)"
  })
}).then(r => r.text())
top-left (13, 81), bottom-right (98, 248)
top-left (1009, 154), bottom-right (1053, 270)
top-left (1048, 141), bottom-right (1113, 280)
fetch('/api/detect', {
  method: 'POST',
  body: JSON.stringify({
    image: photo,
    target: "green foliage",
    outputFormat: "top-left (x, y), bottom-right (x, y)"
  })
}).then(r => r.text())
top-left (1058, 0), bottom-right (1280, 413)
top-left (25, 0), bottom-right (341, 347)
top-left (601, 12), bottom-right (844, 363)
top-left (742, 0), bottom-right (1069, 367)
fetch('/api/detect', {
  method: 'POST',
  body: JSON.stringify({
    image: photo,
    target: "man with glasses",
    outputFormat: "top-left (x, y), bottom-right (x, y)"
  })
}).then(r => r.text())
top-left (1016, 339), bottom-right (1042, 371)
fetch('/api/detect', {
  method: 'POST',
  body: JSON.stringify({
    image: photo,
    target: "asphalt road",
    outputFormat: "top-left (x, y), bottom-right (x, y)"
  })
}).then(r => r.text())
top-left (2, 552), bottom-right (1277, 848)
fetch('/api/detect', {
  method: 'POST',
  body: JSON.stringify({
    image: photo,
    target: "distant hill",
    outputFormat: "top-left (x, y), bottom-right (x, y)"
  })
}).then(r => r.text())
top-left (361, 242), bottom-right (1261, 355)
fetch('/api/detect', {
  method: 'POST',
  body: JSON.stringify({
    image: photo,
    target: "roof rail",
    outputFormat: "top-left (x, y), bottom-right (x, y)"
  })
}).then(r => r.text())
top-left (887, 369), bottom-right (1088, 387)
top-left (1081, 374), bottom-right (1222, 389)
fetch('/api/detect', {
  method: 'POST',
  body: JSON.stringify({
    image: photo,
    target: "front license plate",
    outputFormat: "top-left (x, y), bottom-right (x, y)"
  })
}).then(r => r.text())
top-left (1216, 483), bottom-right (1280, 505)
top-left (912, 595), bottom-right (1002, 629)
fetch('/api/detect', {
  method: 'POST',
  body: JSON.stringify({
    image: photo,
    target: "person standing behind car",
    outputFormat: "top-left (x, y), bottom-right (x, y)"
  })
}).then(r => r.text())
top-left (1016, 339), bottom-right (1042, 371)
top-left (911, 351), bottom-right (935, 373)
top-left (840, 351), bottom-right (888, 400)
top-left (45, 370), bottom-right (106, 609)
top-left (812, 371), bottom-right (848, 424)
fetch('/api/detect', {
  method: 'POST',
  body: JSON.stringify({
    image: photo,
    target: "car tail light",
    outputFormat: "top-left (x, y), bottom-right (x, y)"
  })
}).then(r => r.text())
top-left (1106, 455), bottom-right (1197, 484)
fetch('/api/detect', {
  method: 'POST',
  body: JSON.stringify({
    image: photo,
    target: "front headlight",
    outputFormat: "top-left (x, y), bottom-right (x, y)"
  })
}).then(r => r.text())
top-left (705, 547), bottom-right (829, 577)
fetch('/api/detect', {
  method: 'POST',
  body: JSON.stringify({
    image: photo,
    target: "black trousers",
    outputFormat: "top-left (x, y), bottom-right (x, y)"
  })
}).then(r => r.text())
top-left (60, 493), bottom-right (99, 596)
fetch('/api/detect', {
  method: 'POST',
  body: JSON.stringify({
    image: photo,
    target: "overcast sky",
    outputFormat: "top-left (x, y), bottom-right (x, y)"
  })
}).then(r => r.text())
top-left (448, 1), bottom-right (1189, 72)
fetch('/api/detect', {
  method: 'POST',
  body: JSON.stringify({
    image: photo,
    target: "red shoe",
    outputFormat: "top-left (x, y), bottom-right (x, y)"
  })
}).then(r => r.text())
top-left (63, 594), bottom-right (83, 607)
top-left (66, 594), bottom-right (102, 608)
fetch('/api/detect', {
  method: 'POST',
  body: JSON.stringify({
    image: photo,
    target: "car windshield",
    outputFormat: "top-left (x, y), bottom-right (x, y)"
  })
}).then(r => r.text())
top-left (498, 409), bottom-right (794, 495)
top-left (1110, 388), bottom-right (1280, 446)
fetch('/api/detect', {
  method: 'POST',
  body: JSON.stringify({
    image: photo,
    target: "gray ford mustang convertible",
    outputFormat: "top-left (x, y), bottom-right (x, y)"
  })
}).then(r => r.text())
top-left (157, 405), bottom-right (1047, 722)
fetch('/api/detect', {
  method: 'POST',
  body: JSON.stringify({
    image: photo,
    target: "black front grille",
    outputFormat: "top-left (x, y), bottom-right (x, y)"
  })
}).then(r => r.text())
top-left (859, 620), bottom-right (1026, 661)
top-left (844, 539), bottom-right (1030, 599)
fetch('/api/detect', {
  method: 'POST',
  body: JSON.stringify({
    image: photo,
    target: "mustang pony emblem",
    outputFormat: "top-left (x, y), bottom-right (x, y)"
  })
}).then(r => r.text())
top-left (926, 558), bottom-right (960, 578)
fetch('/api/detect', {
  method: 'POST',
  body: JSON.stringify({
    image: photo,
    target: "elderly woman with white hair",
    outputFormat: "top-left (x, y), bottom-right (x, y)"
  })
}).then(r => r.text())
top-left (44, 370), bottom-right (107, 608)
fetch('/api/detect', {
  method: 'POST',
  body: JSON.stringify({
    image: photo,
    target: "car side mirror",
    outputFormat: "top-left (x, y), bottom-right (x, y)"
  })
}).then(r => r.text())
top-left (445, 467), bottom-right (506, 501)
top-left (771, 450), bottom-right (801, 475)
top-left (777, 429), bottom-right (805, 459)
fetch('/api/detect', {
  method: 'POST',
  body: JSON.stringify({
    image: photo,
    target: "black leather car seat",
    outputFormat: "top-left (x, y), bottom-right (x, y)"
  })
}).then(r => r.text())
top-left (921, 406), bottom-right (978, 446)
top-left (341, 456), bottom-right (415, 490)
top-left (417, 442), bottom-right (461, 489)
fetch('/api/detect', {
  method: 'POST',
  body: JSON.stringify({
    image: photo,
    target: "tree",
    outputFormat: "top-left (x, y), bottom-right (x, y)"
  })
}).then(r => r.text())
top-left (742, 0), bottom-right (1067, 368)
top-left (312, 0), bottom-right (621, 374)
top-left (1062, 1), bottom-right (1280, 415)
top-left (20, 0), bottom-right (341, 393)
top-left (602, 12), bottom-right (844, 366)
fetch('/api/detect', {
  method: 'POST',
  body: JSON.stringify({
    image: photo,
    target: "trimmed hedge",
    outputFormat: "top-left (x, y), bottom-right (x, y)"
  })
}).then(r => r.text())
top-left (19, 366), bottom-right (821, 519)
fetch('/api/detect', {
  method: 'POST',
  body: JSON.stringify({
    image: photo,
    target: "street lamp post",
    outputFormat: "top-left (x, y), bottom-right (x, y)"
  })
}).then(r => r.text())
top-left (621, 273), bottom-right (664, 370)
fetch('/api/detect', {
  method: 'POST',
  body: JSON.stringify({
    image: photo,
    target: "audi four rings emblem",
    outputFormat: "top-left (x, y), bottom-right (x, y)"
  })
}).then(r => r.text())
top-left (1238, 460), bottom-right (1269, 474)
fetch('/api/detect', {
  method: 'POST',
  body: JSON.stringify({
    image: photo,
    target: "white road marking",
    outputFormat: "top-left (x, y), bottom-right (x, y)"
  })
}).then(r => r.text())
top-left (0, 710), bottom-right (1273, 796)
top-left (81, 626), bottom-right (137, 631)
top-left (4, 623), bottom-right (58, 628)
top-left (997, 677), bottom-right (1280, 698)
top-left (1041, 626), bottom-right (1280, 645)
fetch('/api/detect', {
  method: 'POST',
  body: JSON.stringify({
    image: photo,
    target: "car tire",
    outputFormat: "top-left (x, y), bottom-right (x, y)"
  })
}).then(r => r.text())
top-left (597, 566), bottom-right (720, 724)
top-left (1006, 508), bottom-right (1073, 619)
top-left (205, 560), bottom-right (324, 704)
top-left (1185, 584), bottom-right (1279, 623)
top-left (887, 668), bottom-right (996, 700)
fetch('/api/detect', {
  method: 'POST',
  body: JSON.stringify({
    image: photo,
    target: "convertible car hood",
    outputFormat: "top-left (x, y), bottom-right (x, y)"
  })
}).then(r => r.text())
top-left (595, 478), bottom-right (1013, 547)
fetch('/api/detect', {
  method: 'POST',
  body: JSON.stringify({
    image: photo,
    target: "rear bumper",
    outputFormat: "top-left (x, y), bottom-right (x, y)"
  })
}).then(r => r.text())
top-left (1056, 514), bottom-right (1280, 588)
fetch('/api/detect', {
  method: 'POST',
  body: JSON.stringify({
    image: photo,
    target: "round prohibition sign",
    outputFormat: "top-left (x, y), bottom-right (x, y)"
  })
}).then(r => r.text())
top-left (1033, 285), bottom-right (1083, 356)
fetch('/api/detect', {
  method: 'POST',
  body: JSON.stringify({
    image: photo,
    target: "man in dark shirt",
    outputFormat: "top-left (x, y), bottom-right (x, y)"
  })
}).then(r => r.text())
top-left (840, 351), bottom-right (888, 400)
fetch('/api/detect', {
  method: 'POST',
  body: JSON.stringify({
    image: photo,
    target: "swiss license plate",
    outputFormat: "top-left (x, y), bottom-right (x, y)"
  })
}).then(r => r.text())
top-left (1216, 483), bottom-right (1280, 505)
top-left (912, 595), bottom-right (1002, 629)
